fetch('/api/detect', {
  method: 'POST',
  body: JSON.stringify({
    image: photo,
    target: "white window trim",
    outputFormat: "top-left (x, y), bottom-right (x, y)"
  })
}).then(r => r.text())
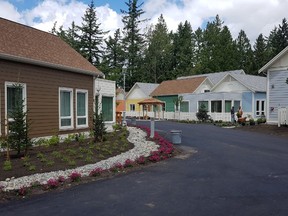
top-left (256, 99), bottom-right (265, 117)
top-left (102, 95), bottom-right (114, 123)
top-left (76, 89), bottom-right (88, 129)
top-left (5, 82), bottom-right (27, 135)
top-left (59, 87), bottom-right (74, 130)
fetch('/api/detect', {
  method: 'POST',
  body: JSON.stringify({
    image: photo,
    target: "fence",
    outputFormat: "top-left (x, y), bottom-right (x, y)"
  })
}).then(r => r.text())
top-left (125, 111), bottom-right (250, 122)
top-left (278, 107), bottom-right (288, 127)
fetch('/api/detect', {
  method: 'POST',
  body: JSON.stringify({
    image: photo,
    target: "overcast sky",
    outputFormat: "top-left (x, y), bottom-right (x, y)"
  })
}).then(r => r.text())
top-left (0, 0), bottom-right (287, 44)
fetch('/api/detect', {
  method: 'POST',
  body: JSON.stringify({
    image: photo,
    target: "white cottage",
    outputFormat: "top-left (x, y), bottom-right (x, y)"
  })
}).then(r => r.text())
top-left (259, 46), bottom-right (288, 125)
top-left (179, 70), bottom-right (266, 121)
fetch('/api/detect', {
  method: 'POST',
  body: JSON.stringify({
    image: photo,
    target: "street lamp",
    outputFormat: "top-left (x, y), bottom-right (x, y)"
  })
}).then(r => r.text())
top-left (122, 62), bottom-right (128, 126)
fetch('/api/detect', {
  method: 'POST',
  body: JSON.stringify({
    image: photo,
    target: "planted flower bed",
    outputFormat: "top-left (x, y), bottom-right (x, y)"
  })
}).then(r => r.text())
top-left (0, 126), bottom-right (176, 202)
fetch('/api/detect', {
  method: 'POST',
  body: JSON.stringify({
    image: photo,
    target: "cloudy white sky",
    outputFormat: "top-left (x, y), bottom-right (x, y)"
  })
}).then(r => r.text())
top-left (0, 0), bottom-right (287, 44)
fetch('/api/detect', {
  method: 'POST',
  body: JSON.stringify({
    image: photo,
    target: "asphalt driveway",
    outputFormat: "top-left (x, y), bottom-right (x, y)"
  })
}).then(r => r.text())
top-left (1, 121), bottom-right (288, 216)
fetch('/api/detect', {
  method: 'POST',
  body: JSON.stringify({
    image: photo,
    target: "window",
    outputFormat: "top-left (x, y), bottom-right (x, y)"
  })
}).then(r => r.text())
top-left (130, 104), bottom-right (135, 111)
top-left (76, 90), bottom-right (88, 128)
top-left (5, 82), bottom-right (27, 135)
top-left (102, 96), bottom-right (113, 121)
top-left (198, 101), bottom-right (208, 111)
top-left (211, 101), bottom-right (222, 112)
top-left (225, 100), bottom-right (232, 113)
top-left (59, 88), bottom-right (73, 129)
top-left (5, 82), bottom-right (26, 121)
top-left (256, 100), bottom-right (265, 116)
top-left (180, 101), bottom-right (189, 112)
top-left (234, 101), bottom-right (241, 111)
top-left (162, 103), bottom-right (166, 111)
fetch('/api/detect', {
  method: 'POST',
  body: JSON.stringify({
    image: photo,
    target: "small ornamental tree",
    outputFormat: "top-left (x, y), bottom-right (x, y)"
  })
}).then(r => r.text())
top-left (93, 94), bottom-right (106, 142)
top-left (7, 84), bottom-right (32, 157)
top-left (196, 103), bottom-right (210, 122)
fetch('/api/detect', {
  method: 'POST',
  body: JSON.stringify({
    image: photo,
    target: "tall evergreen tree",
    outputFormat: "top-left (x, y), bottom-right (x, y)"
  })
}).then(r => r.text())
top-left (253, 33), bottom-right (269, 74)
top-left (192, 27), bottom-right (204, 73)
top-left (197, 15), bottom-right (236, 73)
top-left (172, 20), bottom-right (195, 77)
top-left (100, 29), bottom-right (125, 85)
top-left (267, 18), bottom-right (288, 59)
top-left (51, 22), bottom-right (81, 53)
top-left (78, 0), bottom-right (108, 66)
top-left (142, 14), bottom-right (173, 83)
top-left (235, 29), bottom-right (253, 73)
top-left (121, 0), bottom-right (146, 90)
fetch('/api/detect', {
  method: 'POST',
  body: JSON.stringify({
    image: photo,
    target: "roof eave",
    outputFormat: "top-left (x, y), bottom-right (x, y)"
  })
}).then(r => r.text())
top-left (0, 53), bottom-right (104, 78)
top-left (259, 46), bottom-right (288, 73)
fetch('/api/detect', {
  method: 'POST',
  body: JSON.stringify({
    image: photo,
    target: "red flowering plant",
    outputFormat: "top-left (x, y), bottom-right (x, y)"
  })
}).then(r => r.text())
top-left (69, 171), bottom-right (82, 182)
top-left (136, 156), bottom-right (146, 164)
top-left (109, 162), bottom-right (124, 173)
top-left (149, 151), bottom-right (161, 162)
top-left (89, 167), bottom-right (104, 177)
top-left (57, 176), bottom-right (66, 183)
top-left (123, 159), bottom-right (134, 168)
top-left (17, 186), bottom-right (28, 196)
top-left (46, 178), bottom-right (59, 189)
top-left (134, 125), bottom-right (175, 161)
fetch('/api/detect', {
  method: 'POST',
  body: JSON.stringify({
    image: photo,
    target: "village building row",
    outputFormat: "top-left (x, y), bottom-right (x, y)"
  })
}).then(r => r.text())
top-left (1, 17), bottom-right (287, 139)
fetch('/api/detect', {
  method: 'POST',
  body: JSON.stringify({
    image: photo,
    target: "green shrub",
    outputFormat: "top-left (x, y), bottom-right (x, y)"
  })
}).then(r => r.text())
top-left (7, 84), bottom-right (32, 156)
top-left (68, 160), bottom-right (76, 166)
top-left (46, 160), bottom-right (55, 166)
top-left (257, 117), bottom-right (266, 124)
top-left (3, 160), bottom-right (12, 171)
top-left (28, 165), bottom-right (36, 171)
top-left (51, 151), bottom-right (62, 159)
top-left (92, 95), bottom-right (106, 142)
top-left (75, 133), bottom-right (85, 143)
top-left (48, 135), bottom-right (60, 146)
top-left (249, 118), bottom-right (255, 125)
top-left (196, 103), bottom-right (210, 122)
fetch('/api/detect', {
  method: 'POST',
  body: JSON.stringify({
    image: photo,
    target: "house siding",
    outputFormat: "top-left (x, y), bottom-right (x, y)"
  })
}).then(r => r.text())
top-left (154, 95), bottom-right (178, 112)
top-left (183, 92), bottom-right (242, 113)
top-left (268, 70), bottom-right (288, 122)
top-left (0, 59), bottom-right (94, 138)
top-left (242, 92), bottom-right (252, 112)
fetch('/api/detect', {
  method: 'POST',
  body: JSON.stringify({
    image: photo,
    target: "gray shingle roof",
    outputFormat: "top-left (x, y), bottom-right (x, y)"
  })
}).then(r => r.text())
top-left (177, 70), bottom-right (245, 85)
top-left (136, 82), bottom-right (159, 96)
top-left (231, 74), bottom-right (266, 92)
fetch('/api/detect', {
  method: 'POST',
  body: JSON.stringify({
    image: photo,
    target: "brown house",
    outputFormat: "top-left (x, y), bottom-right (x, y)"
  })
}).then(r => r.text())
top-left (0, 18), bottom-right (104, 138)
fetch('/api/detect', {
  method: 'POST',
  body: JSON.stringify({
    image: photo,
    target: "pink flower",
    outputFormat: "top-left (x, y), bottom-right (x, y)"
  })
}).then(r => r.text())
top-left (89, 168), bottom-right (104, 177)
top-left (47, 178), bottom-right (59, 189)
top-left (69, 171), bottom-right (82, 182)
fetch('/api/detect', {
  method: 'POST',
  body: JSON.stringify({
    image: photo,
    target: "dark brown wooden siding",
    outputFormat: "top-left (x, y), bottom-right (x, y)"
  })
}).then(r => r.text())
top-left (0, 59), bottom-right (95, 138)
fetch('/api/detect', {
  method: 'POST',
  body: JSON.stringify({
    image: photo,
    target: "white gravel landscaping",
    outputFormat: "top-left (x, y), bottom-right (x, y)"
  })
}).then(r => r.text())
top-left (0, 127), bottom-right (159, 192)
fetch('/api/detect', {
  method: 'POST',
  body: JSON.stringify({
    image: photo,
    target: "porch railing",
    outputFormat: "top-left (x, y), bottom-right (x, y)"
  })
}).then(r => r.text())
top-left (125, 111), bottom-right (252, 122)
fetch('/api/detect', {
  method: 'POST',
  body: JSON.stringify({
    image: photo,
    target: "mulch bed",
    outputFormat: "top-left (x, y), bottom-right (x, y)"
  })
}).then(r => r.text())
top-left (0, 129), bottom-right (133, 181)
top-left (234, 123), bottom-right (288, 137)
top-left (0, 126), bottom-right (179, 203)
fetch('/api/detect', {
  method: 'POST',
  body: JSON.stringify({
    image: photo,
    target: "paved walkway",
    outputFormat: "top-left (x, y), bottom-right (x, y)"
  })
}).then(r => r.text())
top-left (1, 121), bottom-right (288, 216)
